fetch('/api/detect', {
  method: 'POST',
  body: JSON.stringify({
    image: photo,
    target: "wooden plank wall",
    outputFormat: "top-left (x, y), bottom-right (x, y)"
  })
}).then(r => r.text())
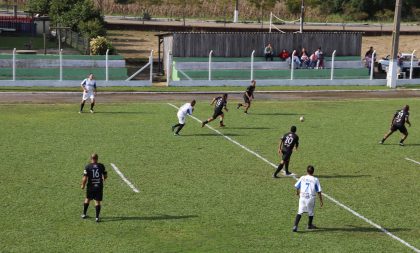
top-left (172, 32), bottom-right (362, 57)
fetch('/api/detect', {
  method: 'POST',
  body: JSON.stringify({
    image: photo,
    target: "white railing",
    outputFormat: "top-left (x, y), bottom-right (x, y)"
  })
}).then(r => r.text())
top-left (105, 49), bottom-right (109, 82)
top-left (330, 50), bottom-right (336, 80)
top-left (166, 50), bottom-right (172, 86)
top-left (126, 50), bottom-right (154, 84)
top-left (209, 50), bottom-right (213, 81)
top-left (410, 50), bottom-right (416, 80)
top-left (291, 50), bottom-right (296, 80)
top-left (269, 12), bottom-right (300, 33)
top-left (59, 49), bottom-right (63, 81)
top-left (12, 48), bottom-right (16, 81)
top-left (370, 50), bottom-right (376, 80)
top-left (250, 50), bottom-right (255, 81)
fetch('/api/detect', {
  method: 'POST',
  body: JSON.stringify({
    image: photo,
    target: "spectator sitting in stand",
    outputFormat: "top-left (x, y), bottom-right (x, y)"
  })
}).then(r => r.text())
top-left (264, 43), bottom-right (274, 61)
top-left (301, 51), bottom-right (310, 68)
top-left (309, 53), bottom-right (318, 69)
top-left (315, 47), bottom-right (325, 69)
top-left (279, 49), bottom-right (290, 61)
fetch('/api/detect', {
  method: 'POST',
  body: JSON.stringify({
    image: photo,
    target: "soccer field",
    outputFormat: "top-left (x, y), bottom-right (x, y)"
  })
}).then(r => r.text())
top-left (1, 98), bottom-right (419, 252)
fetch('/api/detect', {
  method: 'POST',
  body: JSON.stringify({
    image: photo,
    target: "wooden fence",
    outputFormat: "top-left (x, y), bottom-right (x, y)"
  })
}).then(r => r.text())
top-left (172, 32), bottom-right (362, 57)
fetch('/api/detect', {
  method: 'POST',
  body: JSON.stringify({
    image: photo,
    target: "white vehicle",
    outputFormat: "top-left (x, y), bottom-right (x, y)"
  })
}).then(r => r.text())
top-left (378, 53), bottom-right (420, 74)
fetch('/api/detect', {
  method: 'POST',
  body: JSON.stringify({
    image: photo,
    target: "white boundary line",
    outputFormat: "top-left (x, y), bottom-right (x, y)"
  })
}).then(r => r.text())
top-left (110, 163), bottom-right (140, 193)
top-left (405, 157), bottom-right (420, 166)
top-left (167, 103), bottom-right (420, 253)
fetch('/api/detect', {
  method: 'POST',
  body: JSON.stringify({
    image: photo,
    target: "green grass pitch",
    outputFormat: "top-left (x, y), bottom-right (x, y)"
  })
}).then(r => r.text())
top-left (0, 98), bottom-right (419, 252)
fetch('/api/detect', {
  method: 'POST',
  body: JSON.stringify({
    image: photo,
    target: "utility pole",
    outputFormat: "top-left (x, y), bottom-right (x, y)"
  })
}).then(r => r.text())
top-left (387, 0), bottom-right (402, 88)
top-left (234, 0), bottom-right (239, 23)
top-left (299, 0), bottom-right (304, 33)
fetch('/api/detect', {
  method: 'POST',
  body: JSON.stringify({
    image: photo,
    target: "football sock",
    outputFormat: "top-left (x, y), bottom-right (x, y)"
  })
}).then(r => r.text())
top-left (90, 103), bottom-right (95, 110)
top-left (294, 214), bottom-right (302, 226)
top-left (173, 123), bottom-right (181, 128)
top-left (285, 162), bottom-right (290, 173)
top-left (203, 120), bottom-right (208, 125)
top-left (176, 124), bottom-right (184, 134)
top-left (308, 216), bottom-right (314, 226)
top-left (95, 205), bottom-right (101, 219)
top-left (80, 102), bottom-right (85, 111)
top-left (274, 164), bottom-right (284, 176)
top-left (381, 138), bottom-right (386, 143)
top-left (399, 139), bottom-right (404, 144)
top-left (83, 203), bottom-right (89, 215)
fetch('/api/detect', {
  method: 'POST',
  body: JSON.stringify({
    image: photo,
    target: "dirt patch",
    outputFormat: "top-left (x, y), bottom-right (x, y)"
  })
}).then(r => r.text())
top-left (1, 90), bottom-right (419, 104)
top-left (362, 36), bottom-right (420, 59)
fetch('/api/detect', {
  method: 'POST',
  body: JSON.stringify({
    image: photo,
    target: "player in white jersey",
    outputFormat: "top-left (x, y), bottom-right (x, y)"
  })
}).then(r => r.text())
top-left (79, 74), bottom-right (97, 113)
top-left (292, 165), bottom-right (323, 232)
top-left (171, 100), bottom-right (196, 135)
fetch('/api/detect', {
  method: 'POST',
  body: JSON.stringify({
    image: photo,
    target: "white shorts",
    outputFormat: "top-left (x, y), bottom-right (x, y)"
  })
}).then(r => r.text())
top-left (298, 195), bottom-right (316, 216)
top-left (82, 91), bottom-right (95, 101)
top-left (177, 113), bottom-right (186, 124)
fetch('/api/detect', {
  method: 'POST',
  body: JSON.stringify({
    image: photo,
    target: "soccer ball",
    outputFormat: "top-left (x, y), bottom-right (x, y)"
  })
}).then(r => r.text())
top-left (299, 116), bottom-right (305, 122)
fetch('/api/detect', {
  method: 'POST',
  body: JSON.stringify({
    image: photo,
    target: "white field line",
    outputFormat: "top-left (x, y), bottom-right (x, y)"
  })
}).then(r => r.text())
top-left (405, 157), bottom-right (420, 166)
top-left (110, 163), bottom-right (140, 193)
top-left (167, 102), bottom-right (420, 253)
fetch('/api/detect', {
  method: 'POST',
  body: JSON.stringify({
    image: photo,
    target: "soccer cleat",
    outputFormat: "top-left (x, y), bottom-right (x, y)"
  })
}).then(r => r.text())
top-left (292, 226), bottom-right (298, 232)
top-left (379, 141), bottom-right (384, 144)
top-left (307, 225), bottom-right (318, 230)
top-left (79, 111), bottom-right (82, 114)
top-left (272, 174), bottom-right (280, 179)
top-left (201, 122), bottom-right (206, 128)
top-left (81, 214), bottom-right (87, 219)
top-left (95, 218), bottom-right (100, 223)
top-left (174, 133), bottom-right (179, 136)
top-left (220, 123), bottom-right (226, 127)
top-left (244, 111), bottom-right (248, 114)
top-left (90, 109), bottom-right (94, 113)
top-left (399, 142), bottom-right (404, 146)
top-left (237, 104), bottom-right (241, 109)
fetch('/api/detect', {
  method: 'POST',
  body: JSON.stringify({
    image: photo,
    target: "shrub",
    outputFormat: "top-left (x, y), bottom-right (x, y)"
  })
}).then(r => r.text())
top-left (90, 36), bottom-right (115, 55)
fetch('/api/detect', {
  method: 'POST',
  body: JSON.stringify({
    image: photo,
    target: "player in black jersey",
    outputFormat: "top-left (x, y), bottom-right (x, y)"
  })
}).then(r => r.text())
top-left (81, 153), bottom-right (107, 222)
top-left (201, 93), bottom-right (229, 127)
top-left (273, 126), bottom-right (299, 178)
top-left (237, 80), bottom-right (256, 114)
top-left (380, 105), bottom-right (411, 146)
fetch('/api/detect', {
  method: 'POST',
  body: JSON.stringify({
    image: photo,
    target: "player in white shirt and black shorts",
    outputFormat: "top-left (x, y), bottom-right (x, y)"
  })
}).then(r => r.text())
top-left (79, 73), bottom-right (97, 113)
top-left (172, 100), bottom-right (196, 135)
top-left (293, 165), bottom-right (323, 232)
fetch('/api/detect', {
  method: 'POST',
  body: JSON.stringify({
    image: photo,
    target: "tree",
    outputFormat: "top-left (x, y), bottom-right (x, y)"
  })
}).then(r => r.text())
top-left (50, 0), bottom-right (105, 38)
top-left (27, 0), bottom-right (51, 16)
top-left (248, 0), bottom-right (278, 26)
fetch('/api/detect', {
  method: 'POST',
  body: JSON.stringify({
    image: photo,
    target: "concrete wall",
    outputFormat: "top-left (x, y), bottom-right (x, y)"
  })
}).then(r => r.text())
top-left (175, 61), bottom-right (364, 70)
top-left (172, 32), bottom-right (362, 57)
top-left (0, 80), bottom-right (151, 87)
top-left (0, 59), bottom-right (126, 68)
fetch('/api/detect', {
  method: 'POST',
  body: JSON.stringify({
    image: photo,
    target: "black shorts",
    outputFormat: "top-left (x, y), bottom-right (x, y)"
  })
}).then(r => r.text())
top-left (390, 124), bottom-right (408, 134)
top-left (281, 151), bottom-right (293, 162)
top-left (243, 94), bottom-right (251, 104)
top-left (212, 110), bottom-right (224, 119)
top-left (86, 186), bottom-right (103, 201)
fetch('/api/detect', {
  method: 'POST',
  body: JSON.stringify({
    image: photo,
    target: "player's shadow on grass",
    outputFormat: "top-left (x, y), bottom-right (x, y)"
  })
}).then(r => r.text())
top-left (317, 174), bottom-right (371, 179)
top-left (253, 113), bottom-right (303, 116)
top-left (298, 226), bottom-right (409, 233)
top-left (101, 214), bottom-right (198, 222)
